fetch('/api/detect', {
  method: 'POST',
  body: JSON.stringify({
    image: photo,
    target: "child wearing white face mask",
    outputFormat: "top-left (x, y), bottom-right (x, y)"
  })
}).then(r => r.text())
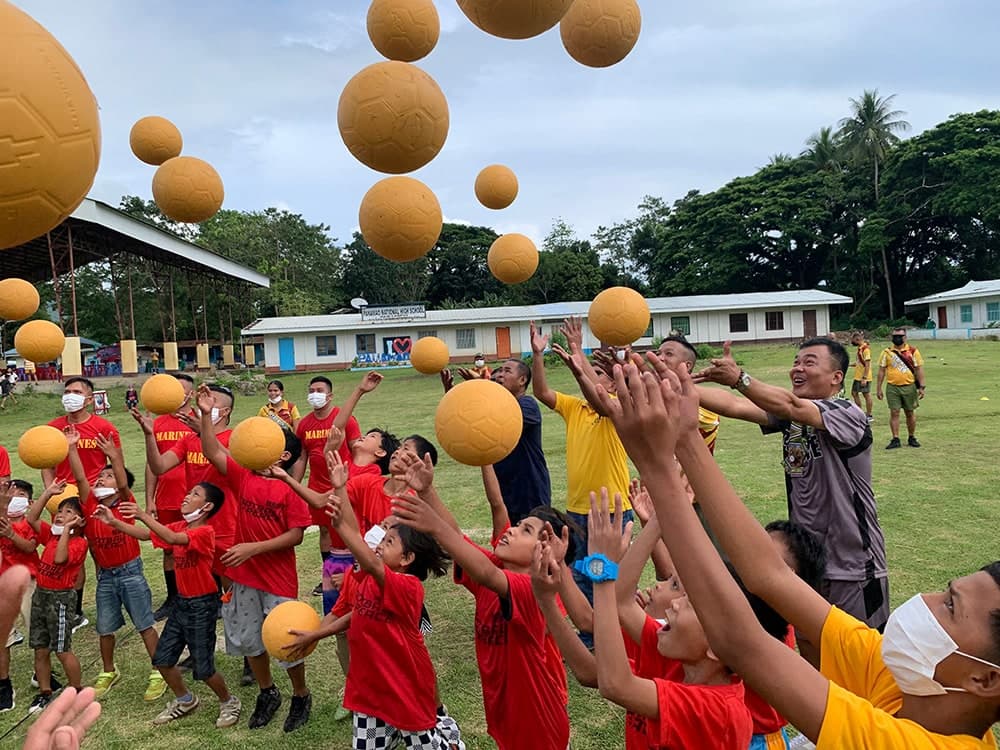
top-left (0, 479), bottom-right (42, 712)
top-left (95, 482), bottom-right (242, 729)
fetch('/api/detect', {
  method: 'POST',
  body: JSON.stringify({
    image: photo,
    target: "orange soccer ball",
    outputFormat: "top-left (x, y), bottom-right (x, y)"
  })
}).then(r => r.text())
top-left (475, 164), bottom-right (518, 210)
top-left (588, 286), bottom-right (650, 346)
top-left (367, 0), bottom-right (440, 62)
top-left (457, 0), bottom-right (575, 40)
top-left (0, 278), bottom-right (41, 320)
top-left (359, 176), bottom-right (443, 262)
top-left (18, 425), bottom-right (68, 470)
top-left (152, 156), bottom-right (224, 224)
top-left (14, 320), bottom-right (65, 363)
top-left (435, 379), bottom-right (523, 466)
top-left (488, 233), bottom-right (539, 284)
top-left (47, 483), bottom-right (79, 515)
top-left (262, 601), bottom-right (322, 660)
top-left (229, 416), bottom-right (286, 471)
top-left (129, 116), bottom-right (183, 165)
top-left (0, 2), bottom-right (101, 249)
top-left (560, 0), bottom-right (641, 68)
top-left (140, 374), bottom-right (186, 415)
top-left (411, 336), bottom-right (450, 374)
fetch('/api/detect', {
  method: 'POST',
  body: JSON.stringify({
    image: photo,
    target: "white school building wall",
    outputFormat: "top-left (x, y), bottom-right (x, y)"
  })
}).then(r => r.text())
top-left (242, 289), bottom-right (847, 373)
top-left (905, 280), bottom-right (1000, 331)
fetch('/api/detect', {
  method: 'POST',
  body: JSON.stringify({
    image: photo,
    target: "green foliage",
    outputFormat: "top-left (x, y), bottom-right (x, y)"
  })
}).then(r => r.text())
top-left (695, 343), bottom-right (723, 360)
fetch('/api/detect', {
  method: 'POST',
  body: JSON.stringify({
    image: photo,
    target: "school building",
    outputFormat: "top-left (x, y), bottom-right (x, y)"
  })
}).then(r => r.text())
top-left (905, 279), bottom-right (1000, 339)
top-left (240, 289), bottom-right (849, 373)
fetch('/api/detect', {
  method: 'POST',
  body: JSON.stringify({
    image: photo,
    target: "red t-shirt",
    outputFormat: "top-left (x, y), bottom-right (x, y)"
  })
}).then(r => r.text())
top-left (742, 626), bottom-right (795, 735)
top-left (47, 414), bottom-right (121, 484)
top-left (455, 540), bottom-right (570, 750)
top-left (0, 519), bottom-right (39, 577)
top-left (82, 492), bottom-right (141, 570)
top-left (331, 566), bottom-right (360, 618)
top-left (296, 409), bottom-right (360, 547)
top-left (152, 414), bottom-right (193, 512)
top-left (35, 522), bottom-right (89, 590)
top-left (0, 446), bottom-right (11, 478)
top-left (344, 569), bottom-right (438, 731)
top-left (169, 430), bottom-right (236, 551)
top-left (346, 475), bottom-right (414, 539)
top-left (151, 522), bottom-right (217, 598)
top-left (627, 615), bottom-right (686, 750)
top-left (224, 458), bottom-right (311, 599)
top-left (645, 677), bottom-right (752, 749)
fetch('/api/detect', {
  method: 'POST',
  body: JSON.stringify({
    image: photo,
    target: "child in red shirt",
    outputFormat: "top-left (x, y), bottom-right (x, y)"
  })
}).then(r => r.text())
top-left (25, 480), bottom-right (88, 714)
top-left (324, 453), bottom-right (452, 750)
top-left (0, 479), bottom-right (41, 712)
top-left (95, 482), bottom-right (242, 729)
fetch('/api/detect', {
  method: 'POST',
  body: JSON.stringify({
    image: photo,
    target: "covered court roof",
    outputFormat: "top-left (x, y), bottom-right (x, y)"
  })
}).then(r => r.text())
top-left (0, 198), bottom-right (269, 287)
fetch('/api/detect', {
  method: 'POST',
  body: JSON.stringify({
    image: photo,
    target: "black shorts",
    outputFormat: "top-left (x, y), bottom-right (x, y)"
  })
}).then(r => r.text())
top-left (851, 380), bottom-right (871, 394)
top-left (152, 593), bottom-right (218, 680)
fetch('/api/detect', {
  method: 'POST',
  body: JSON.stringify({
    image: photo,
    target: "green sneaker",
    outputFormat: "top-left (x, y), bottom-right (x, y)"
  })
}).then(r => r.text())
top-left (144, 671), bottom-right (167, 702)
top-left (93, 669), bottom-right (120, 698)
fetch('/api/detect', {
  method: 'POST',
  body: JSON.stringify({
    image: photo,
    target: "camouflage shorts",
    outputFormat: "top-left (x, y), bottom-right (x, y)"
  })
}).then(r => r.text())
top-left (29, 587), bottom-right (78, 652)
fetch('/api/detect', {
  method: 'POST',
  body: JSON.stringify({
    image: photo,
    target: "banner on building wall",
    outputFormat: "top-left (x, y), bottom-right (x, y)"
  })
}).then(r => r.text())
top-left (360, 303), bottom-right (426, 322)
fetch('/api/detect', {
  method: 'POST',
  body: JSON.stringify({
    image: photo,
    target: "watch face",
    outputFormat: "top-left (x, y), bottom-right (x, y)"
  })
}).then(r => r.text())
top-left (587, 558), bottom-right (605, 577)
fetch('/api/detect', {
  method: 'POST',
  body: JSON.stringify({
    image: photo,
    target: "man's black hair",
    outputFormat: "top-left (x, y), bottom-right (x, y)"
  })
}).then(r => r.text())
top-left (726, 562), bottom-right (789, 642)
top-left (174, 373), bottom-right (195, 385)
top-left (395, 524), bottom-right (451, 581)
top-left (799, 337), bottom-right (849, 376)
top-left (660, 335), bottom-right (698, 365)
top-left (208, 383), bottom-right (235, 408)
top-left (765, 520), bottom-right (827, 592)
top-left (9, 479), bottom-right (33, 498)
top-left (309, 376), bottom-right (333, 391)
top-left (280, 429), bottom-right (303, 470)
top-left (403, 434), bottom-right (438, 467)
top-left (507, 358), bottom-right (531, 388)
top-left (526, 505), bottom-right (583, 563)
top-left (981, 562), bottom-right (1000, 664)
top-left (198, 482), bottom-right (225, 519)
top-left (368, 428), bottom-right (401, 475)
top-left (102, 464), bottom-right (136, 490)
top-left (64, 376), bottom-right (95, 393)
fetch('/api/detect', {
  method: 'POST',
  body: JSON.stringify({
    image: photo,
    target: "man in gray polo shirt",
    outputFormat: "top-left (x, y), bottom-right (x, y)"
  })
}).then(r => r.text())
top-left (693, 337), bottom-right (889, 666)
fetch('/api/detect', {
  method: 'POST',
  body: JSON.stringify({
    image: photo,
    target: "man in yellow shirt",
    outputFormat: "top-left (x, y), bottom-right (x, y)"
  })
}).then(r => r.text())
top-left (850, 331), bottom-right (874, 422)
top-left (877, 327), bottom-right (926, 449)
top-left (592, 362), bottom-right (1000, 750)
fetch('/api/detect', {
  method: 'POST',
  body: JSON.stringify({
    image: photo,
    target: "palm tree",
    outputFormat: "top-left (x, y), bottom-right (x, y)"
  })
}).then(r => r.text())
top-left (767, 152), bottom-right (793, 166)
top-left (801, 126), bottom-right (842, 172)
top-left (837, 90), bottom-right (910, 317)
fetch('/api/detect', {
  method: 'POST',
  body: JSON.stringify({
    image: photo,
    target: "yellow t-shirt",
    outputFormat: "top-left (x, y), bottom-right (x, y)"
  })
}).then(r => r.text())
top-left (878, 344), bottom-right (923, 387)
top-left (816, 606), bottom-right (997, 749)
top-left (699, 407), bottom-right (720, 454)
top-left (554, 391), bottom-right (631, 514)
top-left (854, 342), bottom-right (872, 382)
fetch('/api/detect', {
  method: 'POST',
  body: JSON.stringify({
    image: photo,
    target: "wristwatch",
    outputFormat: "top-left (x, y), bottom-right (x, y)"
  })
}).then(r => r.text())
top-left (731, 370), bottom-right (752, 393)
top-left (574, 553), bottom-right (619, 583)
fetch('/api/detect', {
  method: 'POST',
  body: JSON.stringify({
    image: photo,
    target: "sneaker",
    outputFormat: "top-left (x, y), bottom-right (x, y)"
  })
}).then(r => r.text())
top-left (248, 687), bottom-right (281, 729)
top-left (240, 657), bottom-right (254, 686)
top-left (0, 680), bottom-right (14, 713)
top-left (216, 695), bottom-right (242, 728)
top-left (71, 616), bottom-right (90, 634)
top-left (311, 583), bottom-right (323, 596)
top-left (908, 436), bottom-right (921, 448)
top-left (93, 669), bottom-right (120, 698)
top-left (333, 686), bottom-right (351, 722)
top-left (866, 415), bottom-right (874, 424)
top-left (885, 437), bottom-right (901, 450)
top-left (283, 693), bottom-right (311, 733)
top-left (153, 598), bottom-right (175, 622)
top-left (144, 671), bottom-right (167, 702)
top-left (28, 692), bottom-right (54, 714)
top-left (5, 629), bottom-right (23, 648)
top-left (152, 695), bottom-right (200, 725)
top-left (31, 673), bottom-right (62, 691)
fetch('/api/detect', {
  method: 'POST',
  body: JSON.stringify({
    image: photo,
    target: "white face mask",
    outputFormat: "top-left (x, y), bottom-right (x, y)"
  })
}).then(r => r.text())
top-left (364, 525), bottom-right (386, 550)
top-left (269, 395), bottom-right (283, 405)
top-left (615, 349), bottom-right (627, 362)
top-left (210, 407), bottom-right (222, 424)
top-left (882, 593), bottom-right (1000, 695)
top-left (183, 507), bottom-right (205, 523)
top-left (62, 393), bottom-right (86, 413)
top-left (50, 524), bottom-right (65, 536)
top-left (474, 359), bottom-right (485, 367)
top-left (307, 392), bottom-right (328, 410)
top-left (7, 497), bottom-right (29, 517)
top-left (92, 487), bottom-right (117, 500)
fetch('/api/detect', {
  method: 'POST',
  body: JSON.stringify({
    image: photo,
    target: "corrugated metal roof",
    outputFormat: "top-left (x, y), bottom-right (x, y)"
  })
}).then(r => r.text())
top-left (242, 289), bottom-right (852, 335)
top-left (905, 280), bottom-right (1000, 306)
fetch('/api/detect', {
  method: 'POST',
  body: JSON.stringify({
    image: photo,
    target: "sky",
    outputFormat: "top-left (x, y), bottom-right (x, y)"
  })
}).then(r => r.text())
top-left (17, 0), bottom-right (1000, 248)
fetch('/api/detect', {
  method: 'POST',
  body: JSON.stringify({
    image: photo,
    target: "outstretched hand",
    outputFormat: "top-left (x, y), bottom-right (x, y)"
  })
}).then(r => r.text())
top-left (530, 542), bottom-right (562, 600)
top-left (391, 493), bottom-right (441, 535)
top-left (586, 488), bottom-right (632, 563)
top-left (397, 450), bottom-right (434, 494)
top-left (23, 686), bottom-right (101, 750)
top-left (439, 369), bottom-right (454, 393)
top-left (691, 340), bottom-right (741, 387)
top-left (529, 321), bottom-right (549, 355)
top-left (325, 450), bottom-right (349, 491)
top-left (358, 371), bottom-right (383, 393)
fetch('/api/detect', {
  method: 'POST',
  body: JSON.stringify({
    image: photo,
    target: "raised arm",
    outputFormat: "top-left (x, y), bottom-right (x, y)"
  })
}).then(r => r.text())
top-left (480, 465), bottom-right (509, 543)
top-left (284, 610), bottom-right (353, 662)
top-left (62, 427), bottom-right (90, 501)
top-left (529, 322), bottom-right (557, 410)
top-left (333, 372), bottom-right (383, 432)
top-left (615, 509), bottom-right (664, 644)
top-left (196, 386), bottom-right (228, 475)
top-left (144, 466), bottom-right (159, 515)
top-left (0, 515), bottom-right (38, 553)
top-left (130, 503), bottom-right (186, 545)
top-left (52, 516), bottom-right (83, 564)
top-left (394, 450), bottom-right (461, 533)
top-left (326, 454), bottom-right (383, 584)
top-left (92, 503), bottom-right (152, 542)
top-left (132, 409), bottom-right (181, 476)
top-left (630, 481), bottom-right (675, 582)
top-left (271, 464), bottom-right (334, 510)
top-left (27, 480), bottom-right (65, 531)
top-left (96, 434), bottom-right (129, 492)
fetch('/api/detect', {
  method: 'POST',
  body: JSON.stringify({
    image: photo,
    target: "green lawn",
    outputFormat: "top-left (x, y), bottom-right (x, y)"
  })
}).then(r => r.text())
top-left (1, 338), bottom-right (998, 748)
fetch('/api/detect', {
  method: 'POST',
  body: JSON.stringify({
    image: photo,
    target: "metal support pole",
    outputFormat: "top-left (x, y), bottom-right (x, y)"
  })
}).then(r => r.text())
top-left (67, 225), bottom-right (79, 336)
top-left (46, 232), bottom-right (64, 330)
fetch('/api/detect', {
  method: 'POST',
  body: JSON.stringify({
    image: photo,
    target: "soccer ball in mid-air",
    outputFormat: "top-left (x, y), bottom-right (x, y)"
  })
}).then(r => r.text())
top-left (229, 417), bottom-right (285, 471)
top-left (457, 0), bottom-right (575, 40)
top-left (475, 164), bottom-right (519, 210)
top-left (435, 380), bottom-right (524, 466)
top-left (560, 0), bottom-right (642, 68)
top-left (588, 286), bottom-right (650, 346)
top-left (18, 425), bottom-right (69, 470)
top-left (130, 116), bottom-right (183, 166)
top-left (14, 320), bottom-right (65, 364)
top-left (367, 0), bottom-right (440, 62)
top-left (152, 156), bottom-right (224, 224)
top-left (140, 374), bottom-right (187, 415)
top-left (0, 2), bottom-right (101, 249)
top-left (359, 176), bottom-right (443, 262)
top-left (338, 61), bottom-right (449, 174)
top-left (411, 336), bottom-right (450, 374)
top-left (488, 233), bottom-right (539, 284)
top-left (0, 278), bottom-right (41, 321)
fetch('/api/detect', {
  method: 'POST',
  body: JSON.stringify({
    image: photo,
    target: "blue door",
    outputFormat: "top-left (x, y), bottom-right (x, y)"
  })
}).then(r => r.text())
top-left (278, 338), bottom-right (296, 371)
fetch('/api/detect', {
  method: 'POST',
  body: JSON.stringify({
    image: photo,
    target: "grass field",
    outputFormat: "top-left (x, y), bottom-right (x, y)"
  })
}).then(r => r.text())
top-left (1, 338), bottom-right (998, 748)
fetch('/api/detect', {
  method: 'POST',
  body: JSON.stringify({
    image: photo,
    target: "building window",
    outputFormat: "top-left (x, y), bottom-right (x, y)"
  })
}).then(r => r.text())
top-left (356, 334), bottom-right (376, 354)
top-left (765, 311), bottom-right (784, 331)
top-left (417, 330), bottom-right (437, 339)
top-left (670, 316), bottom-right (691, 336)
top-left (729, 313), bottom-right (749, 333)
top-left (960, 305), bottom-right (973, 324)
top-left (315, 336), bottom-right (337, 356)
top-left (643, 319), bottom-right (653, 338)
top-left (456, 328), bottom-right (476, 349)
top-left (988, 302), bottom-right (1000, 323)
